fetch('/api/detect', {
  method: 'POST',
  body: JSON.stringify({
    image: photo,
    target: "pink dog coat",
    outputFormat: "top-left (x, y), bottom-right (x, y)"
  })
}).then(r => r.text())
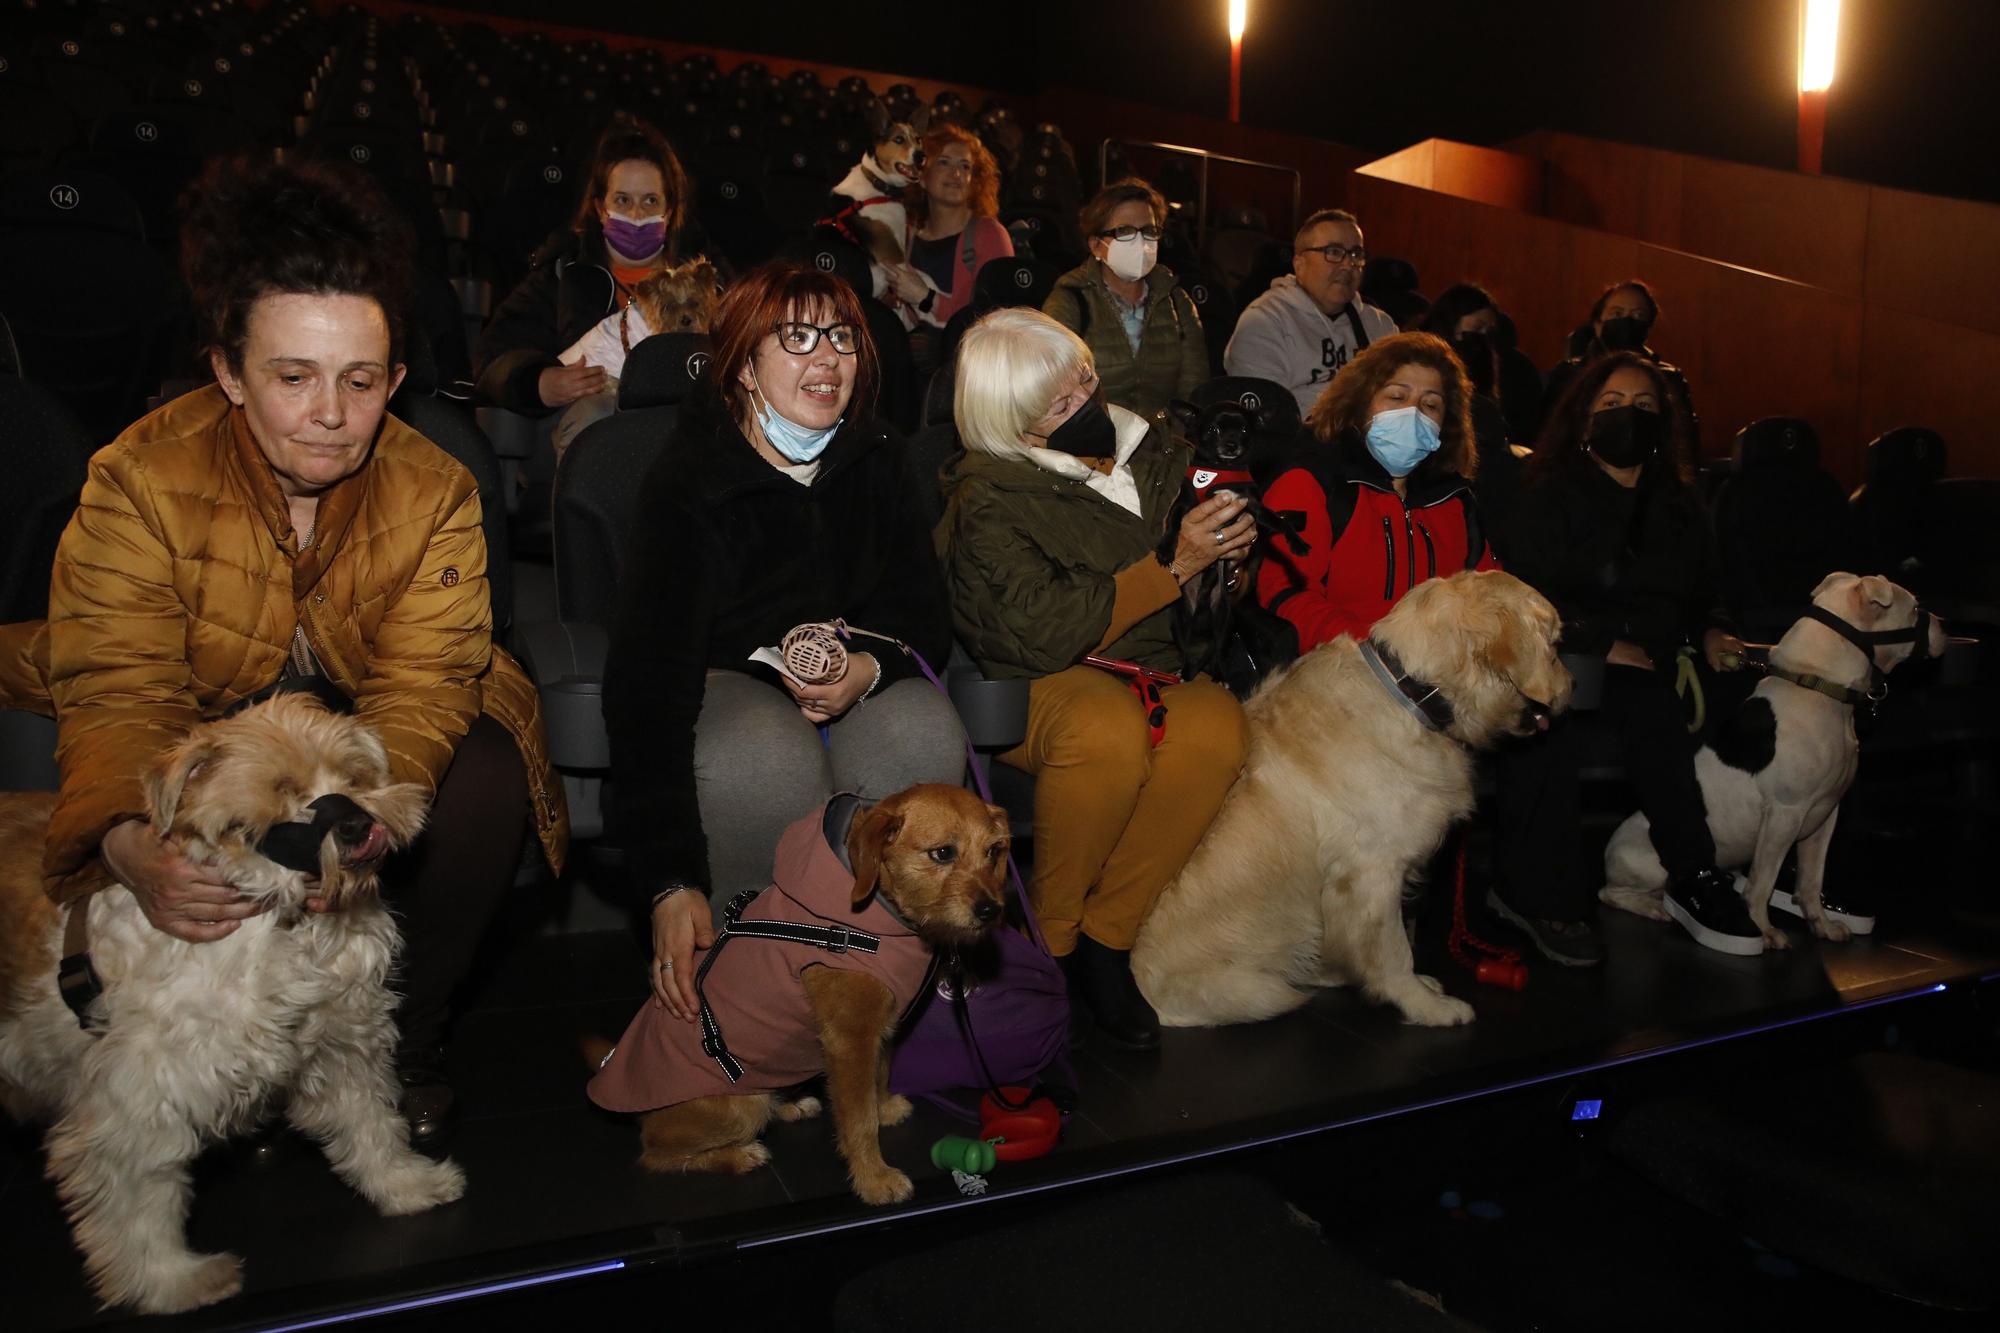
top-left (588, 802), bottom-right (935, 1114)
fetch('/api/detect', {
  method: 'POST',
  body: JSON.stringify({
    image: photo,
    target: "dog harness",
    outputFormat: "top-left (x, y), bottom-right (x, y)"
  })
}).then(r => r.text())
top-left (694, 885), bottom-right (890, 1083)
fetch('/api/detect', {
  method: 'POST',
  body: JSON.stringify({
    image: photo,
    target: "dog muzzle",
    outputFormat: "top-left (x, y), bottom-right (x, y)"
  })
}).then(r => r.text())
top-left (1803, 604), bottom-right (1939, 673)
top-left (257, 794), bottom-right (386, 874)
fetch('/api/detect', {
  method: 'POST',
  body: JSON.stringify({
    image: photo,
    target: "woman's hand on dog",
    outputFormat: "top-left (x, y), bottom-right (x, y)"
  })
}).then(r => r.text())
top-left (650, 889), bottom-right (716, 1019)
top-left (1703, 627), bottom-right (1747, 673)
top-left (538, 361), bottom-right (608, 408)
top-left (787, 651), bottom-right (879, 725)
top-left (884, 265), bottom-right (930, 306)
top-left (1170, 494), bottom-right (1256, 584)
top-left (102, 819), bottom-right (265, 943)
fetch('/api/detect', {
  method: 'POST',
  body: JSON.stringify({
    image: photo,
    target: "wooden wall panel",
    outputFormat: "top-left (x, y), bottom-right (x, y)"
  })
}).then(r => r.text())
top-left (1857, 307), bottom-right (2000, 478)
top-left (1676, 157), bottom-right (1871, 298)
top-left (1863, 188), bottom-right (2000, 339)
top-left (1518, 131), bottom-right (1682, 247)
top-left (1432, 141), bottom-right (1545, 214)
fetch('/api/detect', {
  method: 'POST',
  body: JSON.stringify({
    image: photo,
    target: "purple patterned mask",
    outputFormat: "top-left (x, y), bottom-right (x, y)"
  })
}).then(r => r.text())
top-left (602, 212), bottom-right (666, 261)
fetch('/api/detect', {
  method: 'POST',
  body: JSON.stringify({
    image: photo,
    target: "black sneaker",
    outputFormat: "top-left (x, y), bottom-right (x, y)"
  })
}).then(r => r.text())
top-left (1070, 937), bottom-right (1160, 1051)
top-left (1485, 890), bottom-right (1604, 968)
top-left (1666, 868), bottom-right (1766, 956)
top-left (1767, 877), bottom-right (1876, 935)
top-left (394, 1043), bottom-right (459, 1153)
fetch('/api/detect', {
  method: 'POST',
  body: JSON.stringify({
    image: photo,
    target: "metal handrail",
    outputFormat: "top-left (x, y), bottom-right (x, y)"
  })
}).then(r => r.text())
top-left (1097, 138), bottom-right (1303, 247)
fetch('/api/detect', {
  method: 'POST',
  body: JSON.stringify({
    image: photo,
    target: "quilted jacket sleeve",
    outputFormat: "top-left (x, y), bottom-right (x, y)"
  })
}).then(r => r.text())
top-left (44, 446), bottom-right (204, 901)
top-left (942, 486), bottom-right (1119, 679)
top-left (351, 476), bottom-right (491, 796)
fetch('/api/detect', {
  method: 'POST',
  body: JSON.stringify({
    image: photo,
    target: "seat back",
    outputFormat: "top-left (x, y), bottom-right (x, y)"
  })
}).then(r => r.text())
top-left (1851, 427), bottom-right (1946, 578)
top-left (1715, 417), bottom-right (1854, 639)
top-left (0, 373), bottom-right (93, 623)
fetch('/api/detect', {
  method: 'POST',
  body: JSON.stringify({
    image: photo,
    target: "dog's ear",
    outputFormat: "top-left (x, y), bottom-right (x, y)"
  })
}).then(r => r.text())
top-left (863, 99), bottom-right (889, 142)
top-left (1855, 573), bottom-right (1896, 620)
top-left (143, 733), bottom-right (220, 834)
top-left (1166, 398), bottom-right (1201, 440)
top-left (847, 804), bottom-right (906, 905)
top-left (910, 105), bottom-right (930, 135)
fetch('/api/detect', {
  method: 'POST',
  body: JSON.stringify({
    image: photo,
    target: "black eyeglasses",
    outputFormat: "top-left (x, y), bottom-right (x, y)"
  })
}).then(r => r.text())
top-left (772, 321), bottom-right (861, 355)
top-left (1094, 224), bottom-right (1163, 242)
top-left (1297, 242), bottom-right (1367, 267)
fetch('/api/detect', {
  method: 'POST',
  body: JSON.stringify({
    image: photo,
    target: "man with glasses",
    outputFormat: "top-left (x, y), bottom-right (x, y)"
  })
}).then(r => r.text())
top-left (1225, 208), bottom-right (1396, 417)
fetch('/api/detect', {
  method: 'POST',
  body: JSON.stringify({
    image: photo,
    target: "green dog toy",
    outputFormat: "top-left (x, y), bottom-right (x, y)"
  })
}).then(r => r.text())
top-left (931, 1135), bottom-right (999, 1174)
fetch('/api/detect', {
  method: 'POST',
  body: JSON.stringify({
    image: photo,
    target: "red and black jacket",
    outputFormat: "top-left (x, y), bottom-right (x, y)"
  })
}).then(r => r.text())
top-left (1255, 428), bottom-right (1497, 652)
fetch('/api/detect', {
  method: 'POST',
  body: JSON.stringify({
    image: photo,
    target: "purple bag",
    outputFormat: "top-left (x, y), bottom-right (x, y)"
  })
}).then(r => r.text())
top-left (844, 626), bottom-right (1069, 1099)
top-left (888, 869), bottom-right (1070, 1098)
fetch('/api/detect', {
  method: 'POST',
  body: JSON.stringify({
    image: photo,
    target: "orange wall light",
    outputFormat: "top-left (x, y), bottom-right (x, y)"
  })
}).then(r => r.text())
top-left (1797, 0), bottom-right (1839, 173)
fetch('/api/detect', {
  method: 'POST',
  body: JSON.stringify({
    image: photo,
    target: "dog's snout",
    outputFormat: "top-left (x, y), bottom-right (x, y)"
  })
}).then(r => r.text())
top-left (973, 899), bottom-right (1001, 924)
top-left (333, 812), bottom-right (375, 847)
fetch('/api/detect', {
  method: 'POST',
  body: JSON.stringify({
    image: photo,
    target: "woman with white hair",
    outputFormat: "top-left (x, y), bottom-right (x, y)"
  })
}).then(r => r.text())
top-left (937, 307), bottom-right (1253, 1049)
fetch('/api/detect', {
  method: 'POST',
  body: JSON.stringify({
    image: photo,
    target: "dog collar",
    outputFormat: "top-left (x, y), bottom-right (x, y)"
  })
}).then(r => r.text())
top-left (1360, 638), bottom-right (1454, 734)
top-left (1801, 604), bottom-right (1934, 684)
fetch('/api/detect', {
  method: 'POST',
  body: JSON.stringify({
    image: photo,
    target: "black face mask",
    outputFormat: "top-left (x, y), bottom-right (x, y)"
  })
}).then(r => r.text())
top-left (1586, 404), bottom-right (1666, 470)
top-left (1451, 332), bottom-right (1495, 396)
top-left (1598, 315), bottom-right (1651, 352)
top-left (1033, 390), bottom-right (1116, 458)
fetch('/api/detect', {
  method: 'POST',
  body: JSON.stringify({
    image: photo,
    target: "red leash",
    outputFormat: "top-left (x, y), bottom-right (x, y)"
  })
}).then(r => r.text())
top-left (1082, 654), bottom-right (1180, 748)
top-left (1447, 839), bottom-right (1527, 990)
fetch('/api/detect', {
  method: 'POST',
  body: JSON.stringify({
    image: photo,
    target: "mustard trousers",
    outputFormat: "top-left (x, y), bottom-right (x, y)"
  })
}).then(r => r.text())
top-left (999, 666), bottom-right (1246, 953)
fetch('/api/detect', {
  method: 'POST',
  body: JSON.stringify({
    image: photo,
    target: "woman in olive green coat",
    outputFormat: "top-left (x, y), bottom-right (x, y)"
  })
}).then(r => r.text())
top-left (936, 308), bottom-right (1250, 1051)
top-left (1042, 177), bottom-right (1210, 420)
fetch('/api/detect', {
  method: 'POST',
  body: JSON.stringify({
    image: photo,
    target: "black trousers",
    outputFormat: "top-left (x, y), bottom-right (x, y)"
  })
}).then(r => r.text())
top-left (388, 714), bottom-right (528, 1054)
top-left (1492, 663), bottom-right (1716, 920)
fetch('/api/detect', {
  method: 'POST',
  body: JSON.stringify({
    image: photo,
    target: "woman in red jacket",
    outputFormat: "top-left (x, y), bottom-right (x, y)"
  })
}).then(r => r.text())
top-left (1257, 331), bottom-right (1495, 647)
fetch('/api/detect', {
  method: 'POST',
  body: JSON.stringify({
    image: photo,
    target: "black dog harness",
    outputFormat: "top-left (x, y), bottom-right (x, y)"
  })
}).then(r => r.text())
top-left (693, 886), bottom-right (886, 1084)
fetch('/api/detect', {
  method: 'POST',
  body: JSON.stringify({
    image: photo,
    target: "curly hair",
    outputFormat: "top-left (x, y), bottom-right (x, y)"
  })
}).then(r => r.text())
top-left (570, 112), bottom-right (691, 240)
top-left (179, 155), bottom-right (414, 372)
top-left (908, 123), bottom-right (1001, 227)
top-left (1305, 331), bottom-right (1477, 482)
top-left (1529, 351), bottom-right (1695, 486)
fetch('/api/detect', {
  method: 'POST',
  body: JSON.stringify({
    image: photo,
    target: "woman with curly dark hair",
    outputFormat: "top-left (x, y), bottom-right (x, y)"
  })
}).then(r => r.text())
top-left (1255, 331), bottom-right (1497, 651)
top-left (1488, 352), bottom-right (1756, 964)
top-left (0, 155), bottom-right (568, 1145)
top-left (473, 112), bottom-right (707, 417)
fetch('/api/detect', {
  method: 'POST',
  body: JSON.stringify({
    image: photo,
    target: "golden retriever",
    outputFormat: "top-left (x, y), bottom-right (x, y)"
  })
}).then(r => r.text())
top-left (1133, 570), bottom-right (1570, 1027)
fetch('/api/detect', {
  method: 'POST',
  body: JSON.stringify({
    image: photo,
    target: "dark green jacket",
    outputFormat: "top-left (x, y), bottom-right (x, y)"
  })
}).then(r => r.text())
top-left (1043, 263), bottom-right (1209, 420)
top-left (937, 412), bottom-right (1193, 679)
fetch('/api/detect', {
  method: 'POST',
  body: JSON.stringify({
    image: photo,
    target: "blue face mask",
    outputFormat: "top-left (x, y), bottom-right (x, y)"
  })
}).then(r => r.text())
top-left (750, 374), bottom-right (842, 464)
top-left (1363, 405), bottom-right (1442, 477)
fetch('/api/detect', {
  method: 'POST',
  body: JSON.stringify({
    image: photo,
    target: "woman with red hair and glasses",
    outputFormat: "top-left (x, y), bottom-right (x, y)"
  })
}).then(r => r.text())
top-left (602, 263), bottom-right (964, 1017)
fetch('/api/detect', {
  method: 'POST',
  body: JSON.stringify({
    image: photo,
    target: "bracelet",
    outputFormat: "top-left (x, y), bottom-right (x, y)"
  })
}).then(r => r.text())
top-left (651, 883), bottom-right (704, 910)
top-left (858, 652), bottom-right (885, 701)
top-left (1163, 554), bottom-right (1189, 584)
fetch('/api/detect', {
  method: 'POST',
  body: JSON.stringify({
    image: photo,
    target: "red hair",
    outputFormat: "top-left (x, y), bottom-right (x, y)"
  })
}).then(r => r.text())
top-left (706, 262), bottom-right (880, 419)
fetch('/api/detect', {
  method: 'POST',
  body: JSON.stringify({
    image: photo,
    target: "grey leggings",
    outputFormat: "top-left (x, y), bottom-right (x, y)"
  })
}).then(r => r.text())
top-left (692, 670), bottom-right (967, 916)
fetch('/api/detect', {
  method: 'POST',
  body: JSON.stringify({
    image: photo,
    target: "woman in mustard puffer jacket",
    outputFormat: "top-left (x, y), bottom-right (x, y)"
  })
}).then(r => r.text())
top-left (0, 157), bottom-right (567, 1145)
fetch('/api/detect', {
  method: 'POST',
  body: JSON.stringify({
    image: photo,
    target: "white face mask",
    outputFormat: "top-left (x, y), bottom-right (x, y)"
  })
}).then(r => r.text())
top-left (1103, 234), bottom-right (1158, 283)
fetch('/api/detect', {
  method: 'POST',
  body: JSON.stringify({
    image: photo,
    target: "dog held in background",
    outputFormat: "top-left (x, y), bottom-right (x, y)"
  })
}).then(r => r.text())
top-left (557, 254), bottom-right (720, 383)
top-left (1601, 572), bottom-right (1946, 948)
top-left (824, 103), bottom-right (930, 297)
top-left (587, 784), bottom-right (1008, 1206)
top-left (0, 694), bottom-right (455, 1315)
top-left (1133, 571), bottom-right (1570, 1027)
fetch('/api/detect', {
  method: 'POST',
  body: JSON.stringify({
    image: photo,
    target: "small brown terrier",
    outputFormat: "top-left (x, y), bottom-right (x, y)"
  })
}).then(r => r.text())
top-left (624, 256), bottom-right (720, 353)
top-left (594, 784), bottom-right (1010, 1205)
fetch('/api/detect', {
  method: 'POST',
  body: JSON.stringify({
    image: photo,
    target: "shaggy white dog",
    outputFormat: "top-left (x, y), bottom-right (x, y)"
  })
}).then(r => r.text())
top-left (1133, 571), bottom-right (1571, 1028)
top-left (0, 694), bottom-right (464, 1314)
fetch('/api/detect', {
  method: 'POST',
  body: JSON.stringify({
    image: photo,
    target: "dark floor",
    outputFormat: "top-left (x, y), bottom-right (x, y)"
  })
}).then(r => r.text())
top-left (8, 855), bottom-right (1997, 1333)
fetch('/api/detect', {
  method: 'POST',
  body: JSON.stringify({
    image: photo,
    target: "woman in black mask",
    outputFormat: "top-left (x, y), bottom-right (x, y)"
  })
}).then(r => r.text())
top-left (1539, 280), bottom-right (1696, 434)
top-left (938, 308), bottom-right (1253, 1050)
top-left (1420, 284), bottom-right (1542, 554)
top-left (1487, 353), bottom-right (1757, 962)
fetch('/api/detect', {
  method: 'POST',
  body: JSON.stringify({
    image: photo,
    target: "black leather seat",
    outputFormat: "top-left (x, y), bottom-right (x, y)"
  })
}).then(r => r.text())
top-left (1713, 417), bottom-right (1855, 641)
top-left (1850, 427), bottom-right (1946, 585)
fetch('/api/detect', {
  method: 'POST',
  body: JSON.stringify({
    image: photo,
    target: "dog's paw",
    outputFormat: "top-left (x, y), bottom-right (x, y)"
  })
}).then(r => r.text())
top-left (852, 1165), bottom-right (914, 1206)
top-left (1601, 885), bottom-right (1671, 922)
top-left (368, 1155), bottom-right (467, 1216)
top-left (1399, 983), bottom-right (1476, 1027)
top-left (1811, 916), bottom-right (1851, 943)
top-left (131, 1251), bottom-right (243, 1315)
top-left (1761, 925), bottom-right (1793, 950)
top-left (775, 1095), bottom-right (823, 1122)
top-left (877, 1094), bottom-right (913, 1127)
